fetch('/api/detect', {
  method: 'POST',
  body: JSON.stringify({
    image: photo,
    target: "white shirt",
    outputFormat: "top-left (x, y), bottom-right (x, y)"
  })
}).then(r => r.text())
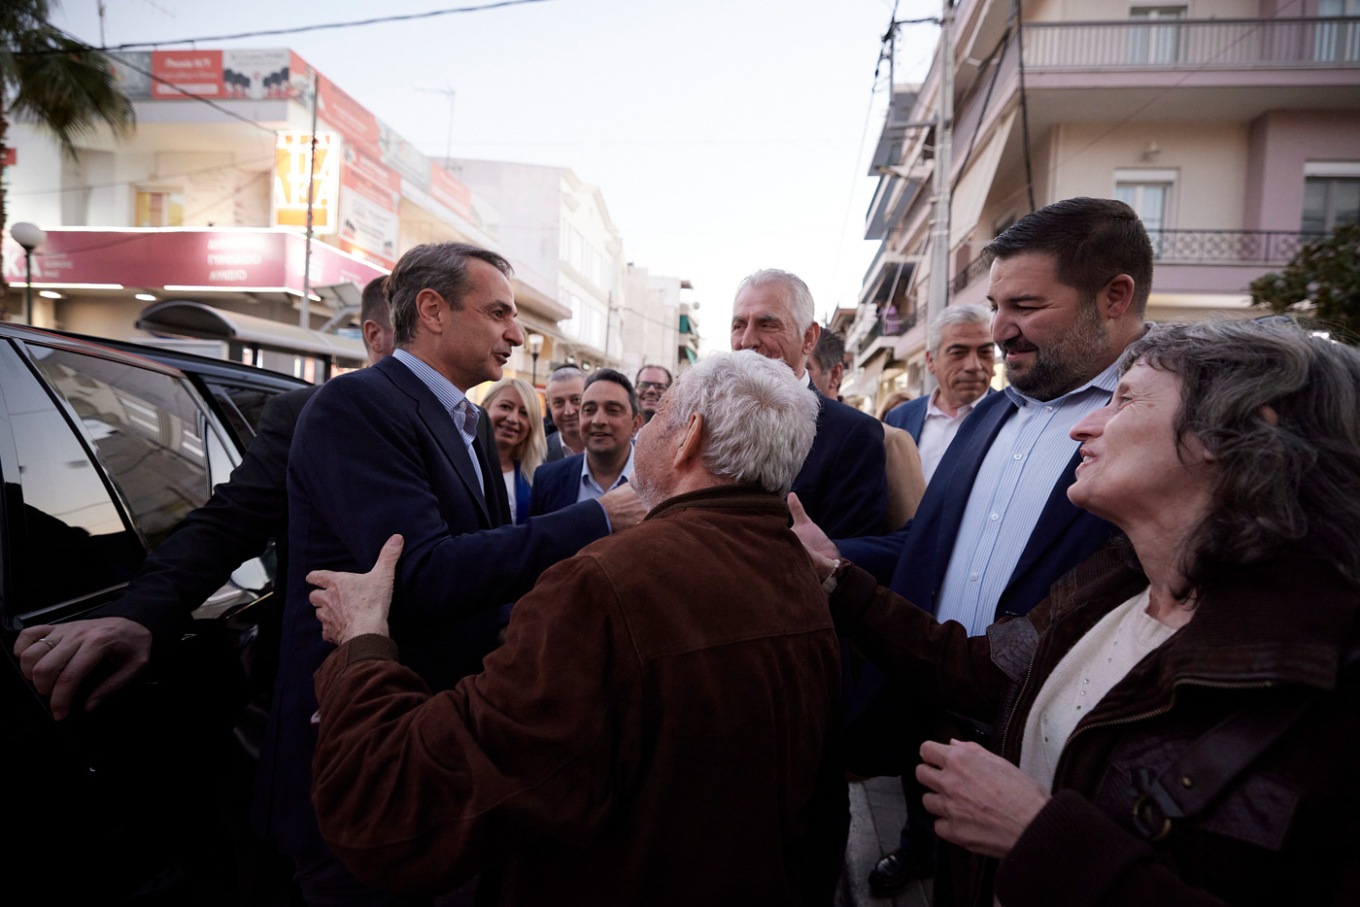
top-left (918, 391), bottom-right (979, 485)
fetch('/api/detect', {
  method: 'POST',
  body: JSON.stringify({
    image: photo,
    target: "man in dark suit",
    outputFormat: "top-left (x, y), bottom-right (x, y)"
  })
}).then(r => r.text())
top-left (543, 366), bottom-right (586, 463)
top-left (530, 369), bottom-right (641, 516)
top-left (731, 268), bottom-right (887, 539)
top-left (265, 242), bottom-right (645, 905)
top-left (793, 197), bottom-right (1153, 902)
top-left (14, 277), bottom-right (396, 721)
top-left (884, 304), bottom-right (995, 486)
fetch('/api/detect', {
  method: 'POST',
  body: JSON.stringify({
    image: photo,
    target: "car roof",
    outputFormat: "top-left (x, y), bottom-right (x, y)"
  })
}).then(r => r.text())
top-left (2, 324), bottom-right (313, 392)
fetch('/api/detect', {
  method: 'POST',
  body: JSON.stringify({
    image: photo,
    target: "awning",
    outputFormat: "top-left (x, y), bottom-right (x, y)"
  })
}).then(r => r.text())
top-left (136, 300), bottom-right (367, 362)
top-left (950, 109), bottom-right (1016, 249)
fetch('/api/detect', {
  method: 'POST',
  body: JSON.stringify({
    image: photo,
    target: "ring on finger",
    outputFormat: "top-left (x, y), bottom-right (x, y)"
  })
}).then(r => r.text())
top-left (38, 637), bottom-right (58, 651)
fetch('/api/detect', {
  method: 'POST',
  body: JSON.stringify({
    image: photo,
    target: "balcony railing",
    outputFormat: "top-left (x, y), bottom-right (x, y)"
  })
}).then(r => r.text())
top-left (857, 307), bottom-right (920, 356)
top-left (1023, 17), bottom-right (1360, 71)
top-left (947, 229), bottom-right (1311, 296)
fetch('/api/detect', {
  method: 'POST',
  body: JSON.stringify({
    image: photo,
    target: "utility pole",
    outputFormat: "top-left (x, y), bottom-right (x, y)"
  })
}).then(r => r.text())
top-left (300, 72), bottom-right (319, 329)
top-left (417, 86), bottom-right (457, 163)
top-left (924, 0), bottom-right (954, 395)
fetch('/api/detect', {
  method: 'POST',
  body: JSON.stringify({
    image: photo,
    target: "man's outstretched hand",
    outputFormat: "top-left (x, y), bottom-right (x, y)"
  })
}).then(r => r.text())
top-left (308, 534), bottom-right (404, 646)
top-left (787, 492), bottom-right (841, 578)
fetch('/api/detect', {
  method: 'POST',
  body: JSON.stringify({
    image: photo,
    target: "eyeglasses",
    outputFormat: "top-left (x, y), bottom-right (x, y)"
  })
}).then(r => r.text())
top-left (636, 381), bottom-right (670, 392)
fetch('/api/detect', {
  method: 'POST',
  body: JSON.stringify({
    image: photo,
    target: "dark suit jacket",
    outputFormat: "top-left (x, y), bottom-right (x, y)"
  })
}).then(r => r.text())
top-left (258, 355), bottom-right (610, 853)
top-left (883, 395), bottom-right (928, 443)
top-left (544, 431), bottom-right (568, 463)
top-left (839, 388), bottom-right (1118, 623)
top-left (792, 392), bottom-right (888, 539)
top-left (529, 453), bottom-right (586, 516)
top-left (98, 385), bottom-right (317, 650)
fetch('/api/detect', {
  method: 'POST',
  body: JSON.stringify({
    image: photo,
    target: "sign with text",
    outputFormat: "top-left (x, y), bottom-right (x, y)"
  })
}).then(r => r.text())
top-left (272, 132), bottom-right (340, 233)
top-left (152, 50), bottom-right (224, 99)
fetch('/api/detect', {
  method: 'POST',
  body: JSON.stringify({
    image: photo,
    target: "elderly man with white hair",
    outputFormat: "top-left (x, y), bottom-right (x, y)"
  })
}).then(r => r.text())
top-left (303, 350), bottom-right (842, 906)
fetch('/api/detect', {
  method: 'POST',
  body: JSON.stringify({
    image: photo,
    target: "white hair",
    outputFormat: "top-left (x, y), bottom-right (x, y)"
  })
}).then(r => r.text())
top-left (735, 269), bottom-right (816, 333)
top-left (663, 349), bottom-right (819, 496)
top-left (927, 303), bottom-right (992, 355)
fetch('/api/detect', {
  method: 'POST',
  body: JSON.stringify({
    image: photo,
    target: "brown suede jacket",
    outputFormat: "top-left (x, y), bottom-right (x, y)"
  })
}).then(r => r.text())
top-left (831, 544), bottom-right (1359, 907)
top-left (311, 486), bottom-right (841, 906)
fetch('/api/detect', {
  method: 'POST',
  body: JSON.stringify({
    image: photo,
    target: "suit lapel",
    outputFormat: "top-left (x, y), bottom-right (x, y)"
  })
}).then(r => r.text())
top-left (930, 393), bottom-right (1016, 585)
top-left (377, 358), bottom-right (493, 525)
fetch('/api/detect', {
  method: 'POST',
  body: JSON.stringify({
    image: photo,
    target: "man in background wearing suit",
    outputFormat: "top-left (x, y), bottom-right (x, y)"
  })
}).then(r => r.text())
top-left (543, 366), bottom-right (586, 462)
top-left (731, 268), bottom-right (887, 539)
top-left (885, 303), bottom-right (995, 485)
top-left (794, 197), bottom-right (1152, 903)
top-left (530, 369), bottom-right (641, 516)
top-left (265, 242), bottom-right (645, 905)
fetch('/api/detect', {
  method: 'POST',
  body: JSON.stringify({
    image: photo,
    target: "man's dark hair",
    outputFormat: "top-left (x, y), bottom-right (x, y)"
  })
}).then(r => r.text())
top-left (811, 331), bottom-right (846, 374)
top-left (361, 276), bottom-right (392, 331)
top-left (387, 242), bottom-right (513, 346)
top-left (635, 364), bottom-right (673, 386)
top-left (584, 368), bottom-right (640, 416)
top-left (984, 197), bottom-right (1154, 315)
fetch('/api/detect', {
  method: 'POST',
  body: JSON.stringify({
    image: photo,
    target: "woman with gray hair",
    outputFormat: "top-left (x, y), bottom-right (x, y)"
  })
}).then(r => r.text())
top-left (814, 320), bottom-right (1360, 906)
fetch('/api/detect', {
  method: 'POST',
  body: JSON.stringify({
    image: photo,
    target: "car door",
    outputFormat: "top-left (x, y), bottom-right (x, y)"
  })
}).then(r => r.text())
top-left (0, 335), bottom-right (272, 902)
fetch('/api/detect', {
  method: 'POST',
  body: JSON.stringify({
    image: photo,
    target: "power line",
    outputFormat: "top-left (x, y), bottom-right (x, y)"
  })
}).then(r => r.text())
top-left (102, 0), bottom-right (555, 50)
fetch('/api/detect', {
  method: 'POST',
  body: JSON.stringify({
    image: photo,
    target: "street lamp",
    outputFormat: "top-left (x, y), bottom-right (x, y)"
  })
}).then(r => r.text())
top-left (11, 222), bottom-right (46, 324)
top-left (527, 332), bottom-right (544, 385)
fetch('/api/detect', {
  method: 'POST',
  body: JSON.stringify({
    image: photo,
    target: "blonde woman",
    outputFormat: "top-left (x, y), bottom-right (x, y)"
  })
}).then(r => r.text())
top-left (482, 377), bottom-right (547, 524)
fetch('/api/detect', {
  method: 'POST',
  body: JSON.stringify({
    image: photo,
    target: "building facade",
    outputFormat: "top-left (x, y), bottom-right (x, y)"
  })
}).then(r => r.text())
top-left (849, 0), bottom-right (1360, 411)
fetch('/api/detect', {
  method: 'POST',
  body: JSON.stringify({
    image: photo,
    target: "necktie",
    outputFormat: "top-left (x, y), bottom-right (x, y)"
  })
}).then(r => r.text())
top-left (454, 398), bottom-right (479, 438)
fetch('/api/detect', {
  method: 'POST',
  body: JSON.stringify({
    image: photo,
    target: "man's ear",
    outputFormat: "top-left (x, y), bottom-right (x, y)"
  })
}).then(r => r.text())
top-left (673, 413), bottom-right (704, 468)
top-left (1101, 274), bottom-right (1136, 321)
top-left (630, 413), bottom-right (644, 437)
top-left (415, 289), bottom-right (447, 334)
top-left (802, 321), bottom-right (821, 360)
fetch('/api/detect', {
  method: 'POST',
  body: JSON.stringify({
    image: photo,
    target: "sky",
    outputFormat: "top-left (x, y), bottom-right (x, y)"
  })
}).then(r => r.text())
top-left (51, 0), bottom-right (940, 352)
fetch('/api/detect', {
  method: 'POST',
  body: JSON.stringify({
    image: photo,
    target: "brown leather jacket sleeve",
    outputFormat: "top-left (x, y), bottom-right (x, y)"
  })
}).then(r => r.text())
top-left (311, 554), bottom-right (642, 896)
top-left (829, 563), bottom-right (1012, 722)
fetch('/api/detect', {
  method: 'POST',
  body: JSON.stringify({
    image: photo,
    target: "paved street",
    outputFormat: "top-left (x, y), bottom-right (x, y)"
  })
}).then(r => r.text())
top-left (839, 777), bottom-right (932, 907)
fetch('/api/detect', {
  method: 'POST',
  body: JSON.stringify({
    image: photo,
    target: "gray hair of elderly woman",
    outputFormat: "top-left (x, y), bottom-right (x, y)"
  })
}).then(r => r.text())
top-left (1122, 320), bottom-right (1360, 592)
top-left (660, 349), bottom-right (819, 496)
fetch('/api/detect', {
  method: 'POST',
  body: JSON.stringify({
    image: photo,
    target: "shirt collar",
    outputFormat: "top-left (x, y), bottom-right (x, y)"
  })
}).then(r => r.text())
top-left (393, 348), bottom-right (472, 413)
top-left (1004, 358), bottom-right (1121, 409)
top-left (580, 441), bottom-right (636, 491)
top-left (926, 388), bottom-right (979, 421)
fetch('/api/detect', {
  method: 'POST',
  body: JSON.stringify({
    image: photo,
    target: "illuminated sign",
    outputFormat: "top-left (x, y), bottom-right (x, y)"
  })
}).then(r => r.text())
top-left (272, 132), bottom-right (340, 234)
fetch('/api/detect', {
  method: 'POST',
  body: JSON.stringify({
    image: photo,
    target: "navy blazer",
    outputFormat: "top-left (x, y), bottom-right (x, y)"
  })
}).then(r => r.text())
top-left (258, 356), bottom-right (610, 854)
top-left (529, 452), bottom-right (587, 516)
top-left (839, 388), bottom-right (1118, 623)
top-left (792, 392), bottom-right (888, 539)
top-left (883, 395), bottom-right (928, 443)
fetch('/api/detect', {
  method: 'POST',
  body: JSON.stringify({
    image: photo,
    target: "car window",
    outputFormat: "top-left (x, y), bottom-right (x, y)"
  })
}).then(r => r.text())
top-left (0, 346), bottom-right (144, 617)
top-left (26, 345), bottom-right (213, 549)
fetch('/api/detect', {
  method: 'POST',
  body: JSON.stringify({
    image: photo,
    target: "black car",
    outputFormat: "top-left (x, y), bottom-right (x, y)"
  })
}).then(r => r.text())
top-left (0, 324), bottom-right (309, 904)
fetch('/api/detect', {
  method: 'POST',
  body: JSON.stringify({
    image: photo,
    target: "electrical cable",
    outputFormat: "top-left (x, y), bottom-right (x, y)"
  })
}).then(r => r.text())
top-left (101, 0), bottom-right (556, 50)
top-left (1012, 0), bottom-right (1035, 213)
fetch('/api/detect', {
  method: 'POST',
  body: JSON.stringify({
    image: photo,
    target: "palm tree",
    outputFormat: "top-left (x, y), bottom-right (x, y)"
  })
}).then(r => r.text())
top-left (2, 0), bottom-right (133, 317)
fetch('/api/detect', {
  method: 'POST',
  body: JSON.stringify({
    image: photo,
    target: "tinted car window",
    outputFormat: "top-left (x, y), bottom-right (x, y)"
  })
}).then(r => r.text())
top-left (0, 347), bottom-right (144, 615)
top-left (28, 345), bottom-right (213, 549)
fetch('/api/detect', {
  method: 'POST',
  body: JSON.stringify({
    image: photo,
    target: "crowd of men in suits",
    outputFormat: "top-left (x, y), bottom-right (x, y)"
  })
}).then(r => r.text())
top-left (15, 195), bottom-right (1159, 907)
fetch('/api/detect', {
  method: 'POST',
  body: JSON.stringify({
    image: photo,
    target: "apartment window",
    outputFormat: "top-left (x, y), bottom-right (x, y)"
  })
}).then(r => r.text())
top-left (1128, 6), bottom-right (1186, 65)
top-left (1302, 176), bottom-right (1360, 235)
top-left (135, 189), bottom-right (184, 227)
top-left (1115, 170), bottom-right (1176, 256)
top-left (1315, 1), bottom-right (1360, 63)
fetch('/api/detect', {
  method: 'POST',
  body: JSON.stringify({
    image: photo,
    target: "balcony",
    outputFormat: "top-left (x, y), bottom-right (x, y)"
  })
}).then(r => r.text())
top-left (948, 229), bottom-right (1311, 297)
top-left (1023, 17), bottom-right (1360, 71)
top-left (856, 306), bottom-right (919, 359)
top-left (950, 18), bottom-right (1360, 171)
